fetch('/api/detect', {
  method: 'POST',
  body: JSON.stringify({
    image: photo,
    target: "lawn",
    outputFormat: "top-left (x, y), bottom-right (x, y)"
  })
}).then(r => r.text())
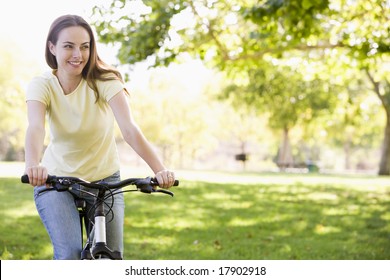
top-left (1, 171), bottom-right (389, 260)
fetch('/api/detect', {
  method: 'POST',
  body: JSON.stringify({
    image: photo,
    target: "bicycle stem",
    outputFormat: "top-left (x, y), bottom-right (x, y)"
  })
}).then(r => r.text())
top-left (94, 189), bottom-right (107, 244)
top-left (88, 188), bottom-right (122, 259)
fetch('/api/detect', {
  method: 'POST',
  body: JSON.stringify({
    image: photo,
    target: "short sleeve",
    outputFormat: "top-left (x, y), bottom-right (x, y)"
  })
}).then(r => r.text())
top-left (98, 79), bottom-right (125, 102)
top-left (26, 76), bottom-right (51, 107)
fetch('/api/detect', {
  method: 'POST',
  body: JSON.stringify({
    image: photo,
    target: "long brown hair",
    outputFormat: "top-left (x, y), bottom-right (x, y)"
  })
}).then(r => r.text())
top-left (45, 14), bottom-right (128, 102)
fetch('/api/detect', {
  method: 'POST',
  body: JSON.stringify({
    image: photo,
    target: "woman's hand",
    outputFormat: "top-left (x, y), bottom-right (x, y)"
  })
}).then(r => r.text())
top-left (155, 169), bottom-right (176, 189)
top-left (24, 165), bottom-right (48, 187)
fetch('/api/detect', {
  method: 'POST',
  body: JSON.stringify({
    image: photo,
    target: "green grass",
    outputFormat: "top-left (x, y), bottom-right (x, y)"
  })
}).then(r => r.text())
top-left (1, 172), bottom-right (389, 260)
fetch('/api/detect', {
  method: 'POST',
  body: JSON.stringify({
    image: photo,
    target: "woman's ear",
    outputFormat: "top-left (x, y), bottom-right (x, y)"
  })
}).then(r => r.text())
top-left (48, 41), bottom-right (56, 56)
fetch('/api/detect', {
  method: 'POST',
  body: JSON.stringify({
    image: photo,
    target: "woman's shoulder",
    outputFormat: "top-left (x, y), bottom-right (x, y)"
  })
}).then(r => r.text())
top-left (95, 77), bottom-right (125, 101)
top-left (26, 71), bottom-right (58, 104)
top-left (96, 76), bottom-right (122, 85)
top-left (30, 71), bottom-right (57, 86)
top-left (95, 75), bottom-right (124, 89)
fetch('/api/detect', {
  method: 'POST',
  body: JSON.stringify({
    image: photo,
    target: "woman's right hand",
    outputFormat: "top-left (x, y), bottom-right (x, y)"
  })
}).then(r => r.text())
top-left (24, 165), bottom-right (48, 187)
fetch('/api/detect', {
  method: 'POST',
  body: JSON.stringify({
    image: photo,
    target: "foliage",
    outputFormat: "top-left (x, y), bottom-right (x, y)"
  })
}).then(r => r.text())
top-left (1, 173), bottom-right (389, 260)
top-left (242, 0), bottom-right (331, 50)
top-left (225, 60), bottom-right (339, 131)
top-left (0, 43), bottom-right (33, 161)
top-left (92, 0), bottom-right (390, 174)
top-left (93, 0), bottom-right (188, 66)
top-left (93, 0), bottom-right (390, 67)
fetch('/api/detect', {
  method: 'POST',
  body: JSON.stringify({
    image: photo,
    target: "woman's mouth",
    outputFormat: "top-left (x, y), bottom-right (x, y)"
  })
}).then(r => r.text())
top-left (69, 61), bottom-right (82, 66)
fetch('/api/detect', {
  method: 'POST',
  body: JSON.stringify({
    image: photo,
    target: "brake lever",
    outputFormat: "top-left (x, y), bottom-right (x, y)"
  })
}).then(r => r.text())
top-left (155, 189), bottom-right (174, 197)
top-left (138, 185), bottom-right (174, 197)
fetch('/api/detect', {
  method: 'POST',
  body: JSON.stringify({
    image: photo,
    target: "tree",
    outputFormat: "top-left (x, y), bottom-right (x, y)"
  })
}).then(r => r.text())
top-left (92, 0), bottom-right (390, 174)
top-left (224, 59), bottom-right (340, 168)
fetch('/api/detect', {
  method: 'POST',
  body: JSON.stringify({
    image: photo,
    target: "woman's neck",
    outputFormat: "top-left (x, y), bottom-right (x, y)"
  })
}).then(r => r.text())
top-left (54, 70), bottom-right (82, 95)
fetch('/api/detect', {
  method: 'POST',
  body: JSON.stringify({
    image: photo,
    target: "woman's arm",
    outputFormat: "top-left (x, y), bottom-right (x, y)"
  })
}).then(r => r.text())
top-left (24, 100), bottom-right (48, 186)
top-left (109, 90), bottom-right (175, 188)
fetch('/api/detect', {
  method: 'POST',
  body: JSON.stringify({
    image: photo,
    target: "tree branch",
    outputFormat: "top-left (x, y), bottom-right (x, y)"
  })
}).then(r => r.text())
top-left (227, 42), bottom-right (345, 61)
top-left (365, 68), bottom-right (390, 118)
top-left (188, 0), bottom-right (231, 61)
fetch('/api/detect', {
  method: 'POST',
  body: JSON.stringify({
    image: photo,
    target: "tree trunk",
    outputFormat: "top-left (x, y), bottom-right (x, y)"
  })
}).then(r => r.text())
top-left (344, 134), bottom-right (352, 170)
top-left (378, 117), bottom-right (390, 175)
top-left (365, 69), bottom-right (390, 175)
top-left (277, 127), bottom-right (293, 171)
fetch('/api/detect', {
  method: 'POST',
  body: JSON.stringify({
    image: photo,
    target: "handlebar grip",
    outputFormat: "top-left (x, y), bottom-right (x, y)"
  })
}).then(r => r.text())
top-left (21, 174), bottom-right (56, 184)
top-left (21, 174), bottom-right (29, 184)
top-left (150, 177), bottom-right (179, 186)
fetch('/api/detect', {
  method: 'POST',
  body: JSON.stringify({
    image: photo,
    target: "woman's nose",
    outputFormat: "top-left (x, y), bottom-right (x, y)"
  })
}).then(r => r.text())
top-left (72, 47), bottom-right (82, 57)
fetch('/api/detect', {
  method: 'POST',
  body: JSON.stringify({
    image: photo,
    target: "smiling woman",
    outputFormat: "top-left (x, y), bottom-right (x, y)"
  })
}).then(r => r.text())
top-left (23, 14), bottom-right (176, 260)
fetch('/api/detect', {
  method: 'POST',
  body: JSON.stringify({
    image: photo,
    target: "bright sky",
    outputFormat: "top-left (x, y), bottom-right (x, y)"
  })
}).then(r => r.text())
top-left (0, 0), bottom-right (209, 92)
top-left (0, 0), bottom-right (113, 69)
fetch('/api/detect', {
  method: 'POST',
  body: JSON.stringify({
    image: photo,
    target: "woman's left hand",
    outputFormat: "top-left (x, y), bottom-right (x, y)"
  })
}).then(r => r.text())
top-left (155, 169), bottom-right (176, 189)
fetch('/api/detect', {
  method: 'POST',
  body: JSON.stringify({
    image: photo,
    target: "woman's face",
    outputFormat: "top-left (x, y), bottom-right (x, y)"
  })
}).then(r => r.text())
top-left (49, 26), bottom-right (90, 77)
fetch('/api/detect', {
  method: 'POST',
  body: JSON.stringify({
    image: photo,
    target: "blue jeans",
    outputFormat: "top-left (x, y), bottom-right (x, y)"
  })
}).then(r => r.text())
top-left (34, 171), bottom-right (125, 260)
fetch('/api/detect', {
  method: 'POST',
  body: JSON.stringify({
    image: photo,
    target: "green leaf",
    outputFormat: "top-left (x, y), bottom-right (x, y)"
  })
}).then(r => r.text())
top-left (302, 0), bottom-right (313, 10)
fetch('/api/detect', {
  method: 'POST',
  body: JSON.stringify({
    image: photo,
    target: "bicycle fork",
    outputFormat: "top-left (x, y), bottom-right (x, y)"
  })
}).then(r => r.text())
top-left (81, 188), bottom-right (122, 260)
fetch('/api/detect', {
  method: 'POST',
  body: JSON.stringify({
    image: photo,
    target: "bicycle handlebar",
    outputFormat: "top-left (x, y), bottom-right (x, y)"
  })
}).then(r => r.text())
top-left (21, 174), bottom-right (179, 197)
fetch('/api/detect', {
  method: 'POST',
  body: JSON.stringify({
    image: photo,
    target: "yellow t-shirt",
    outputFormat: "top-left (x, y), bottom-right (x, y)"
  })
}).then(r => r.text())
top-left (26, 71), bottom-right (124, 181)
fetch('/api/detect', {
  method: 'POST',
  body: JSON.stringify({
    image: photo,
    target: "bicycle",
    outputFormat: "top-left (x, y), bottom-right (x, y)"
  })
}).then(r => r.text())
top-left (21, 174), bottom-right (179, 260)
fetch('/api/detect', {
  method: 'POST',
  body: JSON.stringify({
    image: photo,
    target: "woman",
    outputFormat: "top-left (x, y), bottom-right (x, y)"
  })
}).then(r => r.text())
top-left (24, 14), bottom-right (176, 259)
